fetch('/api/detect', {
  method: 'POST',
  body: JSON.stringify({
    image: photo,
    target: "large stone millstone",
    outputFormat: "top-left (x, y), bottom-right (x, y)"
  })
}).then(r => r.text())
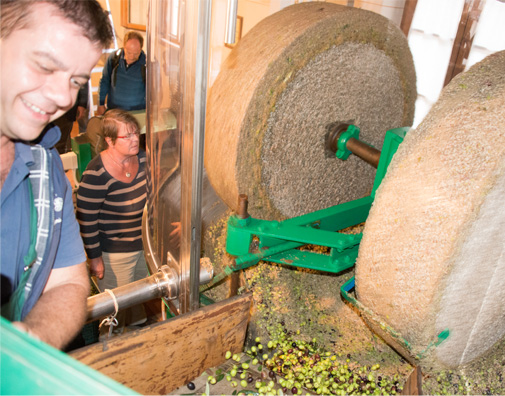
top-left (355, 50), bottom-right (505, 370)
top-left (205, 2), bottom-right (416, 219)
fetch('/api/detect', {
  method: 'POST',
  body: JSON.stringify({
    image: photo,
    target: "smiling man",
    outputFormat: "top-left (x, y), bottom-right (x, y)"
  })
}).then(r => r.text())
top-left (0, 0), bottom-right (112, 350)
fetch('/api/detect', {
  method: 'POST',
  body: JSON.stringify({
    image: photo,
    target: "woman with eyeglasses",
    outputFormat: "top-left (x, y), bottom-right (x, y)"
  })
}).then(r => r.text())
top-left (76, 109), bottom-right (148, 335)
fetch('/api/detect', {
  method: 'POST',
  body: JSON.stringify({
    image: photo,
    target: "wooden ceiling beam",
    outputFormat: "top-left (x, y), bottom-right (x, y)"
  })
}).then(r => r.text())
top-left (444, 0), bottom-right (484, 86)
top-left (400, 0), bottom-right (418, 37)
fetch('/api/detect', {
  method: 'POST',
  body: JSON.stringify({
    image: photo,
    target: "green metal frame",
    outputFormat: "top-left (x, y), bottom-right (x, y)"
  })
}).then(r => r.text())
top-left (0, 317), bottom-right (138, 395)
top-left (335, 123), bottom-right (360, 160)
top-left (222, 126), bottom-right (452, 360)
top-left (225, 127), bottom-right (409, 273)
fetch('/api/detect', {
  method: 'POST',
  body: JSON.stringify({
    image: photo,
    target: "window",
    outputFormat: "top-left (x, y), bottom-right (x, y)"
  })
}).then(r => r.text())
top-left (121, 0), bottom-right (148, 31)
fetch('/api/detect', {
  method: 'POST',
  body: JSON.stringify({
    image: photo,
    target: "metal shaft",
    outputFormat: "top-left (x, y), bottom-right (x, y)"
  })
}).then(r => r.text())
top-left (345, 137), bottom-right (381, 168)
top-left (224, 0), bottom-right (239, 44)
top-left (237, 194), bottom-right (249, 219)
top-left (326, 123), bottom-right (382, 168)
top-left (86, 263), bottom-right (213, 322)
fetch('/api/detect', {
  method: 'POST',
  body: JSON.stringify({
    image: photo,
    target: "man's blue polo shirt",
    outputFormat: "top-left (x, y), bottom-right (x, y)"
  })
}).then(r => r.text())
top-left (1, 125), bottom-right (86, 319)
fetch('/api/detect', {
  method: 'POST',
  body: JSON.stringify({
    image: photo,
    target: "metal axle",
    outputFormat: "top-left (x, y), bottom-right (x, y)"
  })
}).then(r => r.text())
top-left (326, 123), bottom-right (381, 168)
top-left (343, 136), bottom-right (381, 168)
top-left (86, 263), bottom-right (213, 322)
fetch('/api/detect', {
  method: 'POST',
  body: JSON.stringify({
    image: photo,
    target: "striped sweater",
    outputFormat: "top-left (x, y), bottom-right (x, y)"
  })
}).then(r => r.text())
top-left (76, 150), bottom-right (147, 259)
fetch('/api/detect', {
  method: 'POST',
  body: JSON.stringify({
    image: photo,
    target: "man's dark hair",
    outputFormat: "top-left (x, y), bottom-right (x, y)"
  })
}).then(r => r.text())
top-left (124, 30), bottom-right (144, 49)
top-left (0, 0), bottom-right (113, 47)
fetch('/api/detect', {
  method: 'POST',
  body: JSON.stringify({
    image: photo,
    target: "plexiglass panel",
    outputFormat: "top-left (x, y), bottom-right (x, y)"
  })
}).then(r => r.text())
top-left (146, 0), bottom-right (181, 265)
top-left (146, 0), bottom-right (200, 314)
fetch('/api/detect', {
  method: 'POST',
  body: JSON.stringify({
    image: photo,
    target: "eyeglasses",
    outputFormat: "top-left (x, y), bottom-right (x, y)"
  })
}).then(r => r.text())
top-left (116, 131), bottom-right (140, 140)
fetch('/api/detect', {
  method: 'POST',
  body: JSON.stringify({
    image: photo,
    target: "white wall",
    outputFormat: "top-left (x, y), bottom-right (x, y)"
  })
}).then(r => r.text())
top-left (99, 0), bottom-right (505, 128)
top-left (408, 0), bottom-right (505, 127)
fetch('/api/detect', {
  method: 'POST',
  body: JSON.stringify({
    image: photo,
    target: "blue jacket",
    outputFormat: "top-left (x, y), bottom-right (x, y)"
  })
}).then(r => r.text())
top-left (99, 49), bottom-right (146, 111)
top-left (0, 126), bottom-right (86, 319)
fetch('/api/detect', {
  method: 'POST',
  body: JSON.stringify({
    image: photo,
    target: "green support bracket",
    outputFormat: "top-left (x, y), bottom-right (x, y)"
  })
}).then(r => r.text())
top-left (226, 215), bottom-right (253, 256)
top-left (372, 127), bottom-right (409, 197)
top-left (336, 124), bottom-right (360, 160)
top-left (224, 128), bottom-right (407, 274)
top-left (226, 196), bottom-right (372, 272)
top-left (265, 243), bottom-right (360, 273)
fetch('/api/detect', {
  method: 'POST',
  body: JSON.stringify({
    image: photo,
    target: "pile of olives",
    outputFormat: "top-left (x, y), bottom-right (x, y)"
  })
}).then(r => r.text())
top-left (205, 323), bottom-right (403, 395)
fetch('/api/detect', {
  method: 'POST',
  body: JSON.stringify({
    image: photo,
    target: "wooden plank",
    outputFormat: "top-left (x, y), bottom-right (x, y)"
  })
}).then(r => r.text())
top-left (228, 271), bottom-right (241, 297)
top-left (400, 0), bottom-right (418, 37)
top-left (401, 366), bottom-right (423, 395)
top-left (444, 0), bottom-right (483, 86)
top-left (70, 293), bottom-right (252, 395)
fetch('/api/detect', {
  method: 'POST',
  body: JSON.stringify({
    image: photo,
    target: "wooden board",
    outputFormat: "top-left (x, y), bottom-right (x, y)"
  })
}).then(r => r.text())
top-left (444, 0), bottom-right (483, 86)
top-left (401, 366), bottom-right (423, 395)
top-left (70, 293), bottom-right (252, 395)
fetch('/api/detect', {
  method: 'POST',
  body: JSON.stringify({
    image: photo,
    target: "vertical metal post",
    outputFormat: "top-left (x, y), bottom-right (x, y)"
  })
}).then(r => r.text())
top-left (179, 0), bottom-right (212, 313)
top-left (191, 0), bottom-right (212, 311)
top-left (225, 0), bottom-right (239, 45)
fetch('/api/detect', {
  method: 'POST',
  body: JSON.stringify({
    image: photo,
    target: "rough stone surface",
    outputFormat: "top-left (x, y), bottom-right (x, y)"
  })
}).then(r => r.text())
top-left (205, 1), bottom-right (416, 220)
top-left (355, 50), bottom-right (505, 373)
top-left (202, 2), bottom-right (418, 392)
top-left (262, 42), bottom-right (404, 217)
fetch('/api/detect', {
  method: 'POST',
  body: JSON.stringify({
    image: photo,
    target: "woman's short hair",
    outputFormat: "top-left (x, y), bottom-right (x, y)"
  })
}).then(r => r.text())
top-left (101, 109), bottom-right (141, 144)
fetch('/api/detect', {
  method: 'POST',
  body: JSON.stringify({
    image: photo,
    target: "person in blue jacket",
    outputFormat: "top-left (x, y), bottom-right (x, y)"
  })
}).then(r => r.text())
top-left (0, 0), bottom-right (112, 350)
top-left (97, 31), bottom-right (146, 115)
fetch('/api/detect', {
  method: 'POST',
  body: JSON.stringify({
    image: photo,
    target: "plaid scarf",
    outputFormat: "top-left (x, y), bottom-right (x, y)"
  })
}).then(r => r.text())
top-left (24, 145), bottom-right (54, 303)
